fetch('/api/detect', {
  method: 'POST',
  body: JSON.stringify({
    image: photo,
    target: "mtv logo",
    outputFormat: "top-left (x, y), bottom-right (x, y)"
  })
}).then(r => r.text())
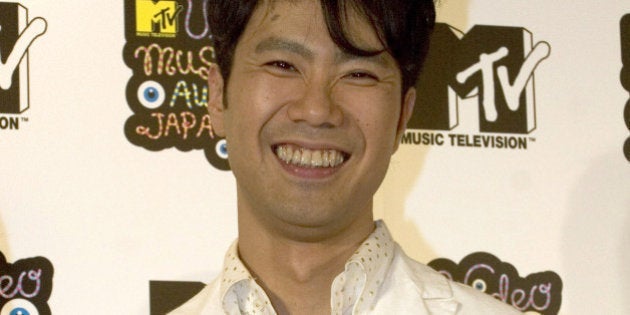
top-left (412, 24), bottom-right (550, 134)
top-left (0, 3), bottom-right (45, 114)
top-left (135, 0), bottom-right (181, 37)
top-left (0, 3), bottom-right (28, 113)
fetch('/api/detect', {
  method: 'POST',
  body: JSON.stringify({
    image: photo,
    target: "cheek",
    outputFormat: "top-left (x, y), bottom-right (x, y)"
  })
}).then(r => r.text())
top-left (342, 91), bottom-right (402, 147)
top-left (226, 75), bottom-right (289, 129)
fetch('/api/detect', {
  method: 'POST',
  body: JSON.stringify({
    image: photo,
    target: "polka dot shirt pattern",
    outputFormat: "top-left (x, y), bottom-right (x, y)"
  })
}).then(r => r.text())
top-left (217, 220), bottom-right (395, 315)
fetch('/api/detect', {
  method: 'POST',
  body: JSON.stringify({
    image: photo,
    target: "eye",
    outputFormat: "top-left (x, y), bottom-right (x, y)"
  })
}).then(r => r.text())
top-left (137, 80), bottom-right (166, 109)
top-left (343, 71), bottom-right (380, 85)
top-left (265, 60), bottom-right (297, 72)
top-left (0, 299), bottom-right (39, 315)
top-left (215, 139), bottom-right (228, 159)
top-left (347, 72), bottom-right (377, 80)
top-left (346, 71), bottom-right (378, 81)
top-left (471, 279), bottom-right (487, 292)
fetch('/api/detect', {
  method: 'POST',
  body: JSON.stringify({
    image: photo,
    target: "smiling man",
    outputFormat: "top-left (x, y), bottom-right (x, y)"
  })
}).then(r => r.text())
top-left (171, 0), bottom-right (521, 314)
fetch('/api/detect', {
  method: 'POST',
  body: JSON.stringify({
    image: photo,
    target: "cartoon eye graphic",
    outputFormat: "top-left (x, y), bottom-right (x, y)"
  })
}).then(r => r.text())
top-left (0, 299), bottom-right (39, 315)
top-left (205, 138), bottom-right (231, 171)
top-left (471, 279), bottom-right (487, 292)
top-left (216, 139), bottom-right (228, 159)
top-left (137, 80), bottom-right (166, 109)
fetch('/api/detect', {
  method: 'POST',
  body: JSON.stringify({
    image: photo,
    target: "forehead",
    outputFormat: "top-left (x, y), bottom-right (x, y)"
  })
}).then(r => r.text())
top-left (242, 0), bottom-right (385, 53)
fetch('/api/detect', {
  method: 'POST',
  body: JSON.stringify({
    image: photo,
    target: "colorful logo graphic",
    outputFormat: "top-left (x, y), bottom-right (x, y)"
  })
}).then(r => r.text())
top-left (621, 14), bottom-right (630, 163)
top-left (124, 0), bottom-right (229, 170)
top-left (0, 251), bottom-right (54, 315)
top-left (136, 0), bottom-right (182, 38)
top-left (405, 23), bottom-right (550, 150)
top-left (0, 2), bottom-right (46, 130)
top-left (429, 252), bottom-right (562, 314)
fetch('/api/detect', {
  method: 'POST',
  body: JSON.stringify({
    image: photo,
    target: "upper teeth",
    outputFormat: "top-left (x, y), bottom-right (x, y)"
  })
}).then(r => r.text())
top-left (275, 145), bottom-right (345, 168)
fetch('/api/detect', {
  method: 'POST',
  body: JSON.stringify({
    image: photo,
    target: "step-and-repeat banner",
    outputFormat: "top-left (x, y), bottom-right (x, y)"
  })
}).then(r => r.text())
top-left (1, 0), bottom-right (628, 314)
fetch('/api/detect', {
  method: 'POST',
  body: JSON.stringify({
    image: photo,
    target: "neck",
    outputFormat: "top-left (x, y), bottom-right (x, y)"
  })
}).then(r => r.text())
top-left (237, 205), bottom-right (374, 315)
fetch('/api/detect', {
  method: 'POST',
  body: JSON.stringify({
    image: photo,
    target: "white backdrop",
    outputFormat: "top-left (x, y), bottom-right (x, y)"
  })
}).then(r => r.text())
top-left (0, 0), bottom-right (628, 314)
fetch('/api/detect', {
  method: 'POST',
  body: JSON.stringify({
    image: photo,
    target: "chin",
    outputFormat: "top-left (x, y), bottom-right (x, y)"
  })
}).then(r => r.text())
top-left (270, 206), bottom-right (352, 239)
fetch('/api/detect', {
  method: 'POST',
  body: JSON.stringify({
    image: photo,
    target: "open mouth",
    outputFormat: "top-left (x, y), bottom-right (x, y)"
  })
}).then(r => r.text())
top-left (272, 144), bottom-right (350, 168)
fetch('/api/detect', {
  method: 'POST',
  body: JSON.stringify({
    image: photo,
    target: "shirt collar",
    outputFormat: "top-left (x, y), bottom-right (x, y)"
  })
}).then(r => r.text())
top-left (331, 220), bottom-right (395, 314)
top-left (218, 220), bottom-right (396, 314)
top-left (219, 241), bottom-right (275, 314)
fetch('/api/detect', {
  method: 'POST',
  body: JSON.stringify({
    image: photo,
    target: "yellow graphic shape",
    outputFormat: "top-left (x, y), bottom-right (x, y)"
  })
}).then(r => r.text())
top-left (136, 0), bottom-right (179, 37)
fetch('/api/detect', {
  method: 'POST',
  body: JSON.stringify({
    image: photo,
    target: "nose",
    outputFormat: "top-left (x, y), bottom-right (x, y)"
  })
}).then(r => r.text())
top-left (287, 81), bottom-right (343, 128)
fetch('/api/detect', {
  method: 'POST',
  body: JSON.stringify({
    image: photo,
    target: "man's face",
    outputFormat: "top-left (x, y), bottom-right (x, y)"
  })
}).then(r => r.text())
top-left (209, 0), bottom-right (415, 239)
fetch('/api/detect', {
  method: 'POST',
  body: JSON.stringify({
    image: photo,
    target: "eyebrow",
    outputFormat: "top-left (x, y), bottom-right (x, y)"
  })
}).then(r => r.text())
top-left (334, 50), bottom-right (390, 68)
top-left (254, 36), bottom-right (391, 68)
top-left (255, 37), bottom-right (315, 61)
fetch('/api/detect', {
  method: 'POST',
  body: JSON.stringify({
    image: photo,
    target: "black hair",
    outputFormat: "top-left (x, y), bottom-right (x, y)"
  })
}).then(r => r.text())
top-left (207, 0), bottom-right (435, 94)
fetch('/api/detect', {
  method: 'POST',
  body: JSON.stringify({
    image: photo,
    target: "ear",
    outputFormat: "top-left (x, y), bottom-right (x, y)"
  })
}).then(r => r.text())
top-left (207, 63), bottom-right (226, 137)
top-left (393, 87), bottom-right (416, 152)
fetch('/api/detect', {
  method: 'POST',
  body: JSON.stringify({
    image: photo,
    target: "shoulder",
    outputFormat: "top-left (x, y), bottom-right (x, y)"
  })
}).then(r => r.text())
top-left (167, 277), bottom-right (223, 315)
top-left (391, 246), bottom-right (523, 314)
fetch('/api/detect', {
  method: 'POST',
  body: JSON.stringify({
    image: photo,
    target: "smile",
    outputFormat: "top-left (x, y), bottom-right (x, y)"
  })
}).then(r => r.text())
top-left (274, 144), bottom-right (349, 168)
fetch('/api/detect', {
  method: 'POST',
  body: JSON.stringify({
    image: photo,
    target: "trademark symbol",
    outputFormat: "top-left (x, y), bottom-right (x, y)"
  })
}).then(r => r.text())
top-left (529, 137), bottom-right (536, 142)
top-left (21, 117), bottom-right (29, 122)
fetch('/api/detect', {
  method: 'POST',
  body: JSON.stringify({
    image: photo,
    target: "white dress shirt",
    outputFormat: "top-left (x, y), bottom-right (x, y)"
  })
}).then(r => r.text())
top-left (170, 221), bottom-right (522, 314)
